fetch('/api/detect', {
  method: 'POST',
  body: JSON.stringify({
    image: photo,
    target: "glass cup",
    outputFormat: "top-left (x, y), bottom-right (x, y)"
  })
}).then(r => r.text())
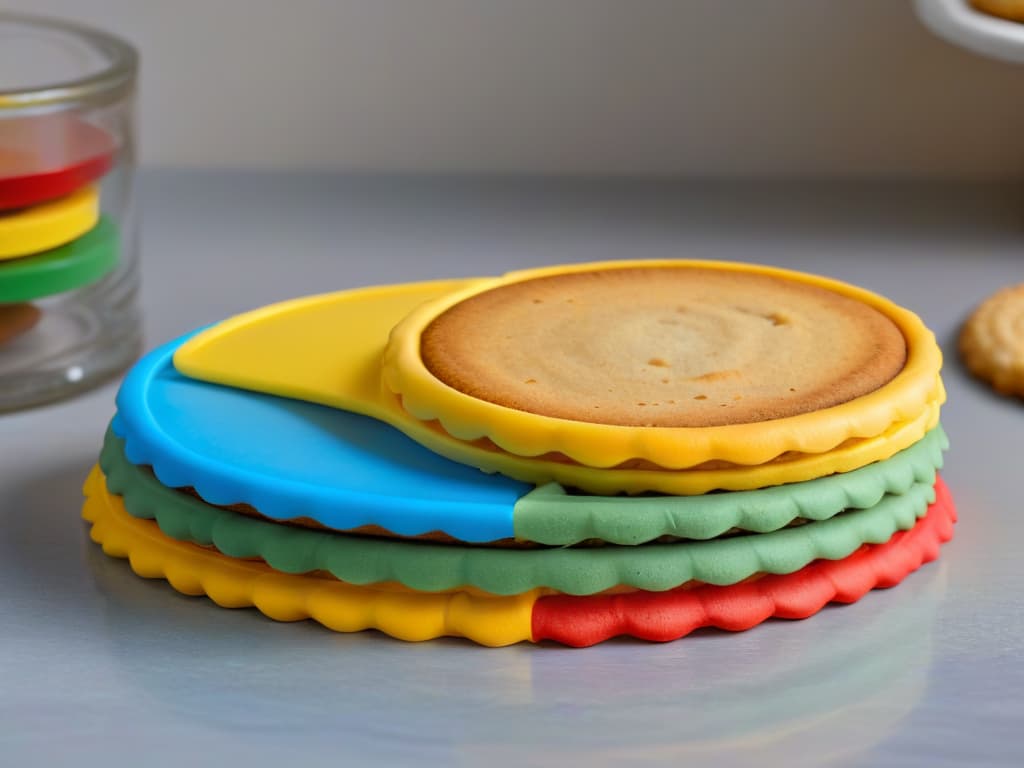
top-left (0, 12), bottom-right (140, 410)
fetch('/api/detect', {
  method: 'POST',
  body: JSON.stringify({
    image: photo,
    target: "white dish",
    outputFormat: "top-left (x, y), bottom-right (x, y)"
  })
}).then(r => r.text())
top-left (916, 0), bottom-right (1024, 63)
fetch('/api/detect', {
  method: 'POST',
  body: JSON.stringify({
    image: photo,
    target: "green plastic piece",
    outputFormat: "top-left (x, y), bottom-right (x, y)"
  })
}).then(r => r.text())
top-left (514, 426), bottom-right (947, 545)
top-left (101, 428), bottom-right (939, 596)
top-left (0, 216), bottom-right (118, 303)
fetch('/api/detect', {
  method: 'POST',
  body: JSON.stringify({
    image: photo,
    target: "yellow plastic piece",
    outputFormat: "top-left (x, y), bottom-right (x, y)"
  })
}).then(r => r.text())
top-left (382, 260), bottom-right (945, 468)
top-left (83, 466), bottom-right (537, 646)
top-left (175, 277), bottom-right (943, 495)
top-left (0, 185), bottom-right (99, 260)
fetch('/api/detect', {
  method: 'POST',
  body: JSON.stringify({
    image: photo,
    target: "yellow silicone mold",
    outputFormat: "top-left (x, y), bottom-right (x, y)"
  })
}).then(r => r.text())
top-left (382, 260), bottom-right (945, 469)
top-left (84, 466), bottom-right (538, 646)
top-left (0, 185), bottom-right (99, 260)
top-left (175, 277), bottom-right (943, 495)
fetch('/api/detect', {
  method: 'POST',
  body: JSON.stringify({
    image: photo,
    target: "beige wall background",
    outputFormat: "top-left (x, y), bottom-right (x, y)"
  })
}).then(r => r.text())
top-left (7, 0), bottom-right (1024, 178)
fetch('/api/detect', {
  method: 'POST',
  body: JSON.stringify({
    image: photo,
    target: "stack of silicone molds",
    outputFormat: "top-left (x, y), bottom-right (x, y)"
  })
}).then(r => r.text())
top-left (84, 261), bottom-right (955, 646)
top-left (0, 14), bottom-right (140, 410)
top-left (0, 117), bottom-right (119, 306)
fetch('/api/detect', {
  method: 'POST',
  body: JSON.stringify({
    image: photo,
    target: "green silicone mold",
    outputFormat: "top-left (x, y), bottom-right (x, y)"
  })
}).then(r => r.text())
top-left (0, 216), bottom-right (119, 303)
top-left (514, 426), bottom-right (946, 544)
top-left (100, 430), bottom-right (938, 596)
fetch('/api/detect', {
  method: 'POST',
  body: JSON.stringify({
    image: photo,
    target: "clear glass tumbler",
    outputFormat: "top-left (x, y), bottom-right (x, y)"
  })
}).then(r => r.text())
top-left (0, 12), bottom-right (140, 410)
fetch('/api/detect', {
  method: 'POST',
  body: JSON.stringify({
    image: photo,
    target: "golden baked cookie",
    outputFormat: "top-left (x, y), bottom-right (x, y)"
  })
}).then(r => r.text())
top-left (959, 284), bottom-right (1024, 396)
top-left (420, 267), bottom-right (907, 428)
top-left (969, 0), bottom-right (1024, 22)
top-left (383, 260), bottom-right (942, 472)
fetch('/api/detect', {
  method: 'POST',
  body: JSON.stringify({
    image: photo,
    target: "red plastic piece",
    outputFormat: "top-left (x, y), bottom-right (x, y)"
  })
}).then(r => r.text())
top-left (532, 476), bottom-right (956, 647)
top-left (0, 114), bottom-right (117, 210)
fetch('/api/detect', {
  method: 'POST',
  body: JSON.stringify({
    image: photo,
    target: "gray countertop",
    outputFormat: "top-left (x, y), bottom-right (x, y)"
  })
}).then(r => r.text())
top-left (2, 172), bottom-right (1023, 767)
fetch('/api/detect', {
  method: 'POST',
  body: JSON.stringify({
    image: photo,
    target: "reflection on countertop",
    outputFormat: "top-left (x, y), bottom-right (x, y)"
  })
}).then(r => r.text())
top-left (85, 530), bottom-right (947, 766)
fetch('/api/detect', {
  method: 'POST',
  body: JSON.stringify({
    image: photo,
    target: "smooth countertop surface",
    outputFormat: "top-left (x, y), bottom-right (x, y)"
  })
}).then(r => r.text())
top-left (2, 173), bottom-right (1023, 767)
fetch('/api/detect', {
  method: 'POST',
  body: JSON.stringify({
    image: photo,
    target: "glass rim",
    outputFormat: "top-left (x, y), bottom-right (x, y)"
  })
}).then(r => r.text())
top-left (0, 11), bottom-right (138, 110)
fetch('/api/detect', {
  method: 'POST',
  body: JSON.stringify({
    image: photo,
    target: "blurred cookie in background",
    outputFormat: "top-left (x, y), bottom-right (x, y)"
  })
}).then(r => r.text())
top-left (970, 0), bottom-right (1024, 22)
top-left (960, 284), bottom-right (1024, 397)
